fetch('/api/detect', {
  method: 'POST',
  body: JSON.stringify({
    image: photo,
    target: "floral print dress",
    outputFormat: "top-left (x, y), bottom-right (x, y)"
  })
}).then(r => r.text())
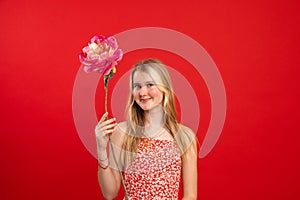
top-left (123, 138), bottom-right (182, 199)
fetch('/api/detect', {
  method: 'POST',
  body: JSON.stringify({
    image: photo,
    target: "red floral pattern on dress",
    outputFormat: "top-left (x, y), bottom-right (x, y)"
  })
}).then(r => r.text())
top-left (123, 138), bottom-right (182, 199)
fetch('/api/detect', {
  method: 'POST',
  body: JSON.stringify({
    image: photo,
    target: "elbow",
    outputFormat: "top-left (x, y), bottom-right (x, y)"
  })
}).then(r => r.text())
top-left (182, 195), bottom-right (197, 200)
top-left (100, 185), bottom-right (119, 200)
top-left (103, 192), bottom-right (118, 200)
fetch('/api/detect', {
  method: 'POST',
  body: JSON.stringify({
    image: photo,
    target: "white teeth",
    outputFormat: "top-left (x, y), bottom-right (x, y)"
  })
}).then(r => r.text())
top-left (140, 98), bottom-right (151, 102)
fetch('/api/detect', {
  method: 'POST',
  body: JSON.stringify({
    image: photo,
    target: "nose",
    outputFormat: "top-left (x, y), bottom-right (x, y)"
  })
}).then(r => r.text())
top-left (139, 85), bottom-right (148, 96)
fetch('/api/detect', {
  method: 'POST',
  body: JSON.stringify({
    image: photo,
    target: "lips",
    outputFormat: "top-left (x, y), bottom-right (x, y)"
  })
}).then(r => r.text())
top-left (140, 97), bottom-right (151, 103)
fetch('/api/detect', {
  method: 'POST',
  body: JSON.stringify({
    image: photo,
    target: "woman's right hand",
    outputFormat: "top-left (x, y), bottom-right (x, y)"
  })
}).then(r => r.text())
top-left (95, 112), bottom-right (118, 152)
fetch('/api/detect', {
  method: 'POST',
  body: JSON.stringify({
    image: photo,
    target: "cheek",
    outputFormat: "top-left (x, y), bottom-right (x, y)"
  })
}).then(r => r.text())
top-left (149, 88), bottom-right (163, 99)
top-left (133, 91), bottom-right (139, 100)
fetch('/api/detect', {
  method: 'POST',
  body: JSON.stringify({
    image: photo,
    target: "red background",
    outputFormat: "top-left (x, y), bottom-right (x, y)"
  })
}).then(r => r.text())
top-left (1, 0), bottom-right (299, 199)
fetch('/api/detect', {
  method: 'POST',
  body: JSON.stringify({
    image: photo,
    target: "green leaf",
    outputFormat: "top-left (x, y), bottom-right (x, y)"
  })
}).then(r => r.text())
top-left (104, 75), bottom-right (108, 87)
top-left (104, 67), bottom-right (116, 87)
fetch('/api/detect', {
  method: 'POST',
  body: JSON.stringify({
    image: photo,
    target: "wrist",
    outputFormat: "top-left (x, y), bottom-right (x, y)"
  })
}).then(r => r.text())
top-left (97, 150), bottom-right (107, 160)
top-left (98, 157), bottom-right (109, 169)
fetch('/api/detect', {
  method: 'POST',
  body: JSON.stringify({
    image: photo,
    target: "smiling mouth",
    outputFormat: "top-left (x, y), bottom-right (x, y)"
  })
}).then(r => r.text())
top-left (140, 98), bottom-right (151, 103)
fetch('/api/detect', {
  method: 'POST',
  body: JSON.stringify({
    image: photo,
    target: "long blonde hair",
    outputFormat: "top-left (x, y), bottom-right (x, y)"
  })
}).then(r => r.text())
top-left (121, 58), bottom-right (195, 165)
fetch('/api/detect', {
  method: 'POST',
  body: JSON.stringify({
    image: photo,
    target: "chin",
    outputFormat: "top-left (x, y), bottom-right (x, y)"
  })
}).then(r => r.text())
top-left (139, 104), bottom-right (153, 111)
top-left (140, 106), bottom-right (151, 111)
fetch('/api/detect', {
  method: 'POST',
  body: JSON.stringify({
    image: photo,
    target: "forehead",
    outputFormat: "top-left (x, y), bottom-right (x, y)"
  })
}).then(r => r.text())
top-left (133, 71), bottom-right (154, 83)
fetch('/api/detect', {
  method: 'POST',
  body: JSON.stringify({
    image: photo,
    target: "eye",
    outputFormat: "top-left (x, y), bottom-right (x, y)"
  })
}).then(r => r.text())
top-left (133, 84), bottom-right (141, 89)
top-left (146, 83), bottom-right (155, 88)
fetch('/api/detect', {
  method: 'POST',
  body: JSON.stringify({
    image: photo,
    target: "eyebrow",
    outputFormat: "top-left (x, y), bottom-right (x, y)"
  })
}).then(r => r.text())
top-left (133, 81), bottom-right (156, 85)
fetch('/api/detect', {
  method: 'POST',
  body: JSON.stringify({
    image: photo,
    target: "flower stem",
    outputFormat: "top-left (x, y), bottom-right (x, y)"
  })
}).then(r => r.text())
top-left (104, 77), bottom-right (129, 199)
top-left (104, 84), bottom-right (108, 114)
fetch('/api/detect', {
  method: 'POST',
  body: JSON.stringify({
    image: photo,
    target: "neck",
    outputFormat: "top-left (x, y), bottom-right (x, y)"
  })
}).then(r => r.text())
top-left (144, 106), bottom-right (165, 137)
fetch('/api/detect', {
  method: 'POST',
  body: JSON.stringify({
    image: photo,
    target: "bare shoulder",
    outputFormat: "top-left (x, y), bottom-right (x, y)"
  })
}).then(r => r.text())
top-left (176, 124), bottom-right (197, 153)
top-left (110, 121), bottom-right (127, 147)
top-left (178, 124), bottom-right (196, 137)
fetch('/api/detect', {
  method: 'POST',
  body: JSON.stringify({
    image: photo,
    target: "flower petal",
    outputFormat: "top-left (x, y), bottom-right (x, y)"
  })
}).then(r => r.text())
top-left (100, 52), bottom-right (109, 60)
top-left (82, 46), bottom-right (90, 53)
top-left (113, 49), bottom-right (123, 62)
top-left (80, 35), bottom-right (123, 75)
top-left (103, 64), bottom-right (113, 76)
top-left (90, 35), bottom-right (105, 43)
top-left (105, 36), bottom-right (118, 51)
top-left (78, 53), bottom-right (87, 62)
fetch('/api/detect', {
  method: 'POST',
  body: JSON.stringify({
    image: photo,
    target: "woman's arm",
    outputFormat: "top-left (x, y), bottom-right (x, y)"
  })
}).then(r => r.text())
top-left (181, 139), bottom-right (198, 200)
top-left (97, 159), bottom-right (121, 200)
top-left (96, 114), bottom-right (125, 200)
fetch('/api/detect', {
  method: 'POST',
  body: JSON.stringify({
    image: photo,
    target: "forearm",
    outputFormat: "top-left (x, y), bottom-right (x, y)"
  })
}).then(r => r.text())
top-left (97, 166), bottom-right (119, 199)
top-left (94, 114), bottom-right (122, 199)
top-left (97, 151), bottom-right (120, 199)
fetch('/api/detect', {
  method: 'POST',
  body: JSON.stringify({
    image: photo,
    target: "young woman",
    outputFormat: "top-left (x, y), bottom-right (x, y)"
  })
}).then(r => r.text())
top-left (95, 59), bottom-right (198, 200)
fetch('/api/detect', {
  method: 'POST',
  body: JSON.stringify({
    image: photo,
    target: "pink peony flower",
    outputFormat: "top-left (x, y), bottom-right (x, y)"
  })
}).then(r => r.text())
top-left (79, 35), bottom-right (123, 75)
